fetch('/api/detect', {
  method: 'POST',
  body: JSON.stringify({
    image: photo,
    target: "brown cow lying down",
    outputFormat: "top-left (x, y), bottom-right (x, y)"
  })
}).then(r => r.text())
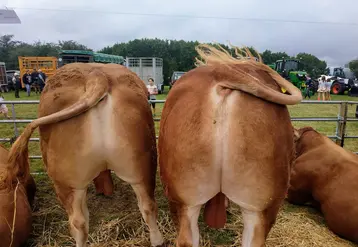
top-left (158, 44), bottom-right (302, 247)
top-left (0, 144), bottom-right (36, 247)
top-left (7, 63), bottom-right (164, 247)
top-left (287, 127), bottom-right (358, 243)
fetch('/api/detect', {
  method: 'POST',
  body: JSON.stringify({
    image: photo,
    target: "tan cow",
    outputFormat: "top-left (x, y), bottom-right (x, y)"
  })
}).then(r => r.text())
top-left (0, 144), bottom-right (36, 247)
top-left (287, 126), bottom-right (358, 243)
top-left (7, 63), bottom-right (164, 247)
top-left (158, 44), bottom-right (302, 247)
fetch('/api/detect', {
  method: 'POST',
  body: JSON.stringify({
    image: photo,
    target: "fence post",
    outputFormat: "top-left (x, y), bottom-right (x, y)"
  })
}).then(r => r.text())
top-left (11, 103), bottom-right (19, 138)
top-left (335, 102), bottom-right (348, 147)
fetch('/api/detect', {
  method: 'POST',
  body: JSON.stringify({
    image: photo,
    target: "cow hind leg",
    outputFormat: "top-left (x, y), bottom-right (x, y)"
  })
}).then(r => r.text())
top-left (174, 204), bottom-right (202, 247)
top-left (130, 183), bottom-right (164, 247)
top-left (55, 185), bottom-right (89, 247)
top-left (69, 189), bottom-right (89, 247)
top-left (240, 203), bottom-right (281, 247)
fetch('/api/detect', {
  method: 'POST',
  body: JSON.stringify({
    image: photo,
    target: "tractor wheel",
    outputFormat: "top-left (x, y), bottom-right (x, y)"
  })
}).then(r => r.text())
top-left (331, 82), bottom-right (345, 95)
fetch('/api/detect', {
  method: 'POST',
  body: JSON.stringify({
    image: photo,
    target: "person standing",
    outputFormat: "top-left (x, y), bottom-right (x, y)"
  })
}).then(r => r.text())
top-left (146, 78), bottom-right (158, 116)
top-left (38, 69), bottom-right (47, 92)
top-left (12, 73), bottom-right (21, 98)
top-left (23, 70), bottom-right (32, 96)
top-left (317, 76), bottom-right (326, 101)
top-left (0, 94), bottom-right (10, 119)
top-left (31, 68), bottom-right (39, 95)
top-left (304, 75), bottom-right (312, 99)
top-left (325, 78), bottom-right (332, 101)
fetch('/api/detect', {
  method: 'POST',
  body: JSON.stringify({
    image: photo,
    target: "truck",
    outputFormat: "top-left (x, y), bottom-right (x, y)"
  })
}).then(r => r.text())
top-left (18, 56), bottom-right (58, 88)
top-left (125, 57), bottom-right (164, 94)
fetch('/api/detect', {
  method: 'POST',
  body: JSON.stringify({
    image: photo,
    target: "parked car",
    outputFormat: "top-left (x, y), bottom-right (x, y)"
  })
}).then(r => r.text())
top-left (170, 71), bottom-right (186, 89)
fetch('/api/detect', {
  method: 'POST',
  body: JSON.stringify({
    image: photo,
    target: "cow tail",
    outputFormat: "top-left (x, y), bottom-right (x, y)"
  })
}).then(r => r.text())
top-left (6, 69), bottom-right (109, 187)
top-left (203, 192), bottom-right (227, 228)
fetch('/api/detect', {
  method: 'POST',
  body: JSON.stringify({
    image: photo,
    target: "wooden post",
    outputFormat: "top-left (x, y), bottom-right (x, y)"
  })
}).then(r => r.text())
top-left (336, 102), bottom-right (348, 147)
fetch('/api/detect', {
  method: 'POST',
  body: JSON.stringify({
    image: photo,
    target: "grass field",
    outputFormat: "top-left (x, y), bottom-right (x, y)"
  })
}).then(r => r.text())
top-left (1, 87), bottom-right (358, 246)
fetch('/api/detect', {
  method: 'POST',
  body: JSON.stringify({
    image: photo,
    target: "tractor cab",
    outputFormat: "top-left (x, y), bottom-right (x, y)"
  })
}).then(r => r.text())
top-left (275, 59), bottom-right (305, 78)
top-left (332, 67), bottom-right (345, 78)
top-left (274, 59), bottom-right (307, 92)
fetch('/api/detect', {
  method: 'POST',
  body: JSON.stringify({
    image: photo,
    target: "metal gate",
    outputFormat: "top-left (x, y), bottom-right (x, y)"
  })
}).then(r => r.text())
top-left (1, 100), bottom-right (358, 160)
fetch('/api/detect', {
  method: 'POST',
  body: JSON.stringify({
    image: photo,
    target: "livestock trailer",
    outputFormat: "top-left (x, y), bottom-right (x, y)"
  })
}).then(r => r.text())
top-left (18, 56), bottom-right (58, 88)
top-left (58, 50), bottom-right (125, 67)
top-left (0, 62), bottom-right (8, 93)
top-left (125, 57), bottom-right (164, 94)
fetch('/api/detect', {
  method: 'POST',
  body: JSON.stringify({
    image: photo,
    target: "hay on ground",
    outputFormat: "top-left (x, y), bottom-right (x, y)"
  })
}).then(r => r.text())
top-left (26, 175), bottom-right (355, 247)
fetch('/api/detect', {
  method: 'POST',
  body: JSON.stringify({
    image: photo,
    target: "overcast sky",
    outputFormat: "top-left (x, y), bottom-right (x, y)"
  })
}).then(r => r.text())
top-left (1, 0), bottom-right (358, 67)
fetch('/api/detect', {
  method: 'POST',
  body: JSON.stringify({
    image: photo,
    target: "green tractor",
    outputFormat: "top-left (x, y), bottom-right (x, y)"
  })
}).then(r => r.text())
top-left (267, 63), bottom-right (275, 70)
top-left (269, 59), bottom-right (317, 95)
top-left (273, 59), bottom-right (307, 93)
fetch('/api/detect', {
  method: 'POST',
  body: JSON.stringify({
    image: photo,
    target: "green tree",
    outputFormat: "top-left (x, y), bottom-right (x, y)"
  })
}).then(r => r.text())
top-left (296, 53), bottom-right (327, 78)
top-left (0, 35), bottom-right (20, 69)
top-left (33, 41), bottom-right (59, 56)
top-left (261, 50), bottom-right (290, 64)
top-left (349, 60), bottom-right (358, 78)
top-left (58, 40), bottom-right (91, 51)
top-left (99, 38), bottom-right (200, 83)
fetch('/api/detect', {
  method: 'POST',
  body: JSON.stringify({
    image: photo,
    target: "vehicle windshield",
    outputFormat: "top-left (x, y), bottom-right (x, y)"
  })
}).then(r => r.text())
top-left (284, 60), bottom-right (299, 71)
top-left (333, 68), bottom-right (345, 78)
top-left (174, 72), bottom-right (185, 80)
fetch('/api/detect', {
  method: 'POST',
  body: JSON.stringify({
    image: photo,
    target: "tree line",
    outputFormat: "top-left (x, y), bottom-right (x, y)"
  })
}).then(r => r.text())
top-left (1, 34), bottom-right (357, 82)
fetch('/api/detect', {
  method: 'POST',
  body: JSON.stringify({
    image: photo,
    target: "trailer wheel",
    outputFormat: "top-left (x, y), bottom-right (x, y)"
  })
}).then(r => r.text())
top-left (331, 82), bottom-right (345, 95)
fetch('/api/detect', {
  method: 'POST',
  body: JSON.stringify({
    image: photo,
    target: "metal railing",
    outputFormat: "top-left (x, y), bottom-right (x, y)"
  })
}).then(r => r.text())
top-left (1, 100), bottom-right (358, 159)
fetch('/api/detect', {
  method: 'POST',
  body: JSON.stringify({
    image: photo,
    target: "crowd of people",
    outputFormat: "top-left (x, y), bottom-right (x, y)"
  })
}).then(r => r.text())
top-left (12, 68), bottom-right (47, 98)
top-left (317, 76), bottom-right (332, 101)
top-left (303, 75), bottom-right (331, 101)
top-left (0, 69), bottom-right (48, 119)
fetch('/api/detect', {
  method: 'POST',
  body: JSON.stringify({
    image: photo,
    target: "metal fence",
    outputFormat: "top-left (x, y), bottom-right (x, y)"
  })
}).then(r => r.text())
top-left (1, 100), bottom-right (358, 159)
